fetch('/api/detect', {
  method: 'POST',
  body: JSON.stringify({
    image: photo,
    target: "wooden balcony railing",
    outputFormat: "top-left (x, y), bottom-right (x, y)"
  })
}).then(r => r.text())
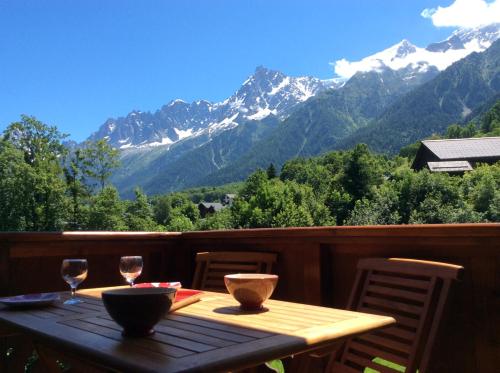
top-left (0, 223), bottom-right (498, 373)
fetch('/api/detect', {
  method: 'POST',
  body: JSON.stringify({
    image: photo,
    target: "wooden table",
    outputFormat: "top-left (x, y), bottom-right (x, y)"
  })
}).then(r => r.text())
top-left (0, 287), bottom-right (395, 372)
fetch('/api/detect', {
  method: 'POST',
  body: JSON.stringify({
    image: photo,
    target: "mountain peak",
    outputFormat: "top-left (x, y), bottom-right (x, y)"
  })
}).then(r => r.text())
top-left (333, 23), bottom-right (500, 79)
top-left (254, 65), bottom-right (267, 73)
top-left (251, 65), bottom-right (284, 81)
top-left (90, 66), bottom-right (328, 149)
top-left (426, 23), bottom-right (500, 52)
top-left (395, 39), bottom-right (417, 58)
top-left (167, 99), bottom-right (187, 107)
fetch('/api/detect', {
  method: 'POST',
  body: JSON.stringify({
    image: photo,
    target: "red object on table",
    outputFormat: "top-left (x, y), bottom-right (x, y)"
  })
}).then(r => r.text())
top-left (134, 283), bottom-right (202, 311)
top-left (134, 282), bottom-right (181, 289)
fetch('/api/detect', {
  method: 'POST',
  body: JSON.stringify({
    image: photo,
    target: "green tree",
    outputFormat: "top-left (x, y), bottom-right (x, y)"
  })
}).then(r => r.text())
top-left (1, 116), bottom-right (68, 230)
top-left (87, 186), bottom-right (127, 230)
top-left (0, 140), bottom-right (30, 230)
top-left (488, 190), bottom-right (500, 221)
top-left (398, 141), bottom-right (421, 160)
top-left (480, 100), bottom-right (500, 135)
top-left (64, 149), bottom-right (91, 229)
top-left (280, 158), bottom-right (334, 198)
top-left (462, 163), bottom-right (500, 221)
top-left (231, 171), bottom-right (332, 228)
top-left (341, 144), bottom-right (385, 202)
top-left (81, 139), bottom-right (120, 191)
top-left (151, 193), bottom-right (199, 228)
top-left (196, 208), bottom-right (234, 230)
top-left (393, 167), bottom-right (482, 224)
top-left (125, 188), bottom-right (162, 231)
top-left (239, 169), bottom-right (268, 200)
top-left (346, 183), bottom-right (401, 226)
top-left (3, 115), bottom-right (67, 165)
top-left (325, 189), bottom-right (351, 225)
top-left (167, 215), bottom-right (194, 232)
top-left (266, 163), bottom-right (277, 179)
top-left (445, 123), bottom-right (477, 138)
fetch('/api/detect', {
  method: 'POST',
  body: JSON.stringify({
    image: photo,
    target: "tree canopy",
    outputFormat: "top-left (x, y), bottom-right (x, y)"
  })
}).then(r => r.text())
top-left (0, 112), bottom-right (498, 232)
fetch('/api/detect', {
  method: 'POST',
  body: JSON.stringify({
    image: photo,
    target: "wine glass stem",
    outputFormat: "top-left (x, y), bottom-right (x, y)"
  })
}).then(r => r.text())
top-left (71, 287), bottom-right (76, 298)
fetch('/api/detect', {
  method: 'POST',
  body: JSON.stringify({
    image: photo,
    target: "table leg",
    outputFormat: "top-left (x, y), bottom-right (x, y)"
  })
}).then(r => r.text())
top-left (285, 340), bottom-right (343, 373)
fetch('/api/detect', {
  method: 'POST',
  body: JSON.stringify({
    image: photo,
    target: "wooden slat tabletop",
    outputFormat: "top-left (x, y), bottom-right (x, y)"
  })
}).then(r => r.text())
top-left (0, 287), bottom-right (395, 372)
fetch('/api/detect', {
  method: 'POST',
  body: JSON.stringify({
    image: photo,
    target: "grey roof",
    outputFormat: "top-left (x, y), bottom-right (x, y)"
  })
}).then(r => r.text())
top-left (422, 137), bottom-right (500, 160)
top-left (198, 202), bottom-right (224, 211)
top-left (427, 161), bottom-right (473, 172)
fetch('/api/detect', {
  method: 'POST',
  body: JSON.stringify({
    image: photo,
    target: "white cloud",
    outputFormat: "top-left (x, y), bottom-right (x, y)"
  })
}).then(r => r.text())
top-left (421, 0), bottom-right (500, 28)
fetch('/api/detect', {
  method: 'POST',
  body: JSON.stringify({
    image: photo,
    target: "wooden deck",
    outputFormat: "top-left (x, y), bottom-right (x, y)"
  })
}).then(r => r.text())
top-left (0, 223), bottom-right (499, 372)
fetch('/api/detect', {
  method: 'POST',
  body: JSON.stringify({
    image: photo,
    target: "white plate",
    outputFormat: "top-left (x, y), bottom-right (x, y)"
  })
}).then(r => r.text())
top-left (0, 293), bottom-right (60, 307)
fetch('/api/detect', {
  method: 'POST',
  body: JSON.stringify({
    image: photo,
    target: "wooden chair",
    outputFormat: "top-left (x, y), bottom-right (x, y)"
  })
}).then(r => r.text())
top-left (327, 258), bottom-right (463, 373)
top-left (192, 251), bottom-right (277, 292)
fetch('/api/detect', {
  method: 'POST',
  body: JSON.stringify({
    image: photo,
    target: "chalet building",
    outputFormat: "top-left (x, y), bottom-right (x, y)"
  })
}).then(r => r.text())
top-left (412, 137), bottom-right (500, 173)
top-left (198, 202), bottom-right (224, 218)
top-left (222, 194), bottom-right (236, 205)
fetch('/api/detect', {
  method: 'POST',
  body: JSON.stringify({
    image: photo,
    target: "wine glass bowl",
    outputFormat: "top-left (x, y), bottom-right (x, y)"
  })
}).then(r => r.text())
top-left (119, 256), bottom-right (143, 286)
top-left (61, 259), bottom-right (88, 305)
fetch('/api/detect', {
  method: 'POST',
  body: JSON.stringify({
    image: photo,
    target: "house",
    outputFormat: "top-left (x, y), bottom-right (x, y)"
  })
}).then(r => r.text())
top-left (198, 202), bottom-right (224, 218)
top-left (222, 194), bottom-right (236, 205)
top-left (412, 137), bottom-right (500, 173)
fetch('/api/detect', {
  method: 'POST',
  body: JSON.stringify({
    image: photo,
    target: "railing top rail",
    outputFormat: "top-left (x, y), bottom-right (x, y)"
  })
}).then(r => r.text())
top-left (0, 223), bottom-right (498, 242)
top-left (0, 231), bottom-right (182, 242)
top-left (179, 223), bottom-right (500, 239)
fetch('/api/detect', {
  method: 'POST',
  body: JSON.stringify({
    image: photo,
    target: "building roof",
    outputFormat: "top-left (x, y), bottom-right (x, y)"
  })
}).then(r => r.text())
top-left (427, 161), bottom-right (473, 172)
top-left (422, 137), bottom-right (500, 160)
top-left (198, 202), bottom-right (224, 211)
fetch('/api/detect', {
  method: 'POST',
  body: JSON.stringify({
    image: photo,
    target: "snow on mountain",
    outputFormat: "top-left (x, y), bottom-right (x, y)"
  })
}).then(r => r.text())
top-left (333, 23), bottom-right (500, 79)
top-left (89, 66), bottom-right (327, 149)
top-left (89, 23), bottom-right (500, 151)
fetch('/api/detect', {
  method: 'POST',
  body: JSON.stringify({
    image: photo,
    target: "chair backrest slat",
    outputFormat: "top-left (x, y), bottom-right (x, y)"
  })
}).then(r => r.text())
top-left (192, 251), bottom-right (277, 291)
top-left (349, 338), bottom-right (408, 366)
top-left (358, 333), bottom-right (412, 355)
top-left (375, 325), bottom-right (416, 342)
top-left (332, 257), bottom-right (463, 373)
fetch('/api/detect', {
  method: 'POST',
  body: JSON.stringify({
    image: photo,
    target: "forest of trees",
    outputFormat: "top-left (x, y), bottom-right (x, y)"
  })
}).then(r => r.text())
top-left (1, 102), bottom-right (499, 232)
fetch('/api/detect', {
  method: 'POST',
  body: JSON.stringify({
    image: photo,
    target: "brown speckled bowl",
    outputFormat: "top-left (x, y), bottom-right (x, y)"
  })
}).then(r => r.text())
top-left (224, 274), bottom-right (278, 310)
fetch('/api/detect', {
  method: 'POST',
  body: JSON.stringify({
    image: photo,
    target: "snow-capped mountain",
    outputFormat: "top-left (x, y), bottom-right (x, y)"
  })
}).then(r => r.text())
top-left (90, 23), bottom-right (500, 153)
top-left (89, 66), bottom-right (328, 149)
top-left (333, 23), bottom-right (500, 79)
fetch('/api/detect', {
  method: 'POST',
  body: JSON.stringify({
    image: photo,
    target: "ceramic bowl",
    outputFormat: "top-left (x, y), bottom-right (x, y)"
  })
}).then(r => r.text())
top-left (102, 287), bottom-right (176, 337)
top-left (224, 273), bottom-right (278, 310)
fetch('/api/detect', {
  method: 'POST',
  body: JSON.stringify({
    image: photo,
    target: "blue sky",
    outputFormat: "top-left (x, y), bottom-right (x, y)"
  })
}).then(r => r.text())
top-left (0, 1), bottom-right (463, 141)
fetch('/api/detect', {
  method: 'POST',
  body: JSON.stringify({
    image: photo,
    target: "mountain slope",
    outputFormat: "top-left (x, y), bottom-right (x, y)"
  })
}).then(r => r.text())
top-left (113, 116), bottom-right (280, 196)
top-left (113, 63), bottom-right (440, 195)
top-left (198, 66), bottom-right (439, 186)
top-left (98, 23), bottom-right (500, 195)
top-left (337, 38), bottom-right (500, 154)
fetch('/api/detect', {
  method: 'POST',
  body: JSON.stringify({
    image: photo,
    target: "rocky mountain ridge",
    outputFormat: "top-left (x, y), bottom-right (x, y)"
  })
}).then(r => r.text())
top-left (89, 23), bottom-right (500, 196)
top-left (89, 66), bottom-right (330, 149)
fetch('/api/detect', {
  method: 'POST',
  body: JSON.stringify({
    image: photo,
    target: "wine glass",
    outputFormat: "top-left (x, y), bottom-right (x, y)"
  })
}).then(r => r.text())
top-left (119, 256), bottom-right (143, 286)
top-left (61, 259), bottom-right (88, 305)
